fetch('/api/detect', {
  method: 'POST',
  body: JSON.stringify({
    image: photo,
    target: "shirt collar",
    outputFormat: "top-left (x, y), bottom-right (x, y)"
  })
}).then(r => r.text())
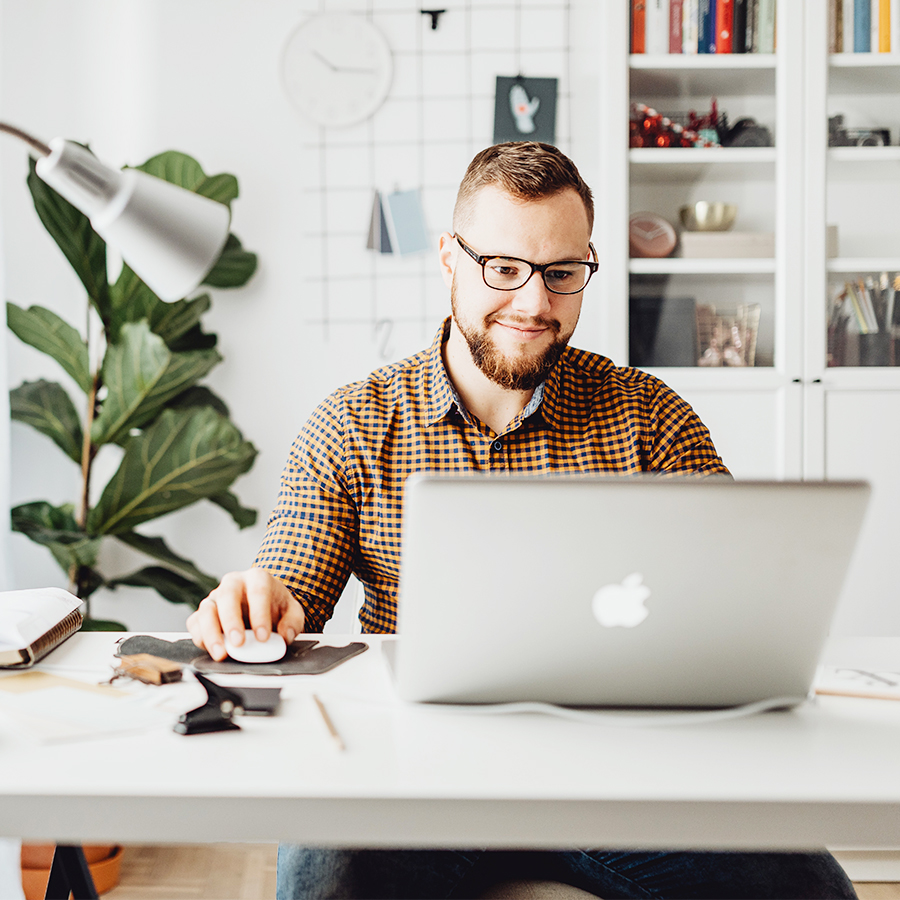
top-left (423, 318), bottom-right (458, 426)
top-left (425, 316), bottom-right (548, 429)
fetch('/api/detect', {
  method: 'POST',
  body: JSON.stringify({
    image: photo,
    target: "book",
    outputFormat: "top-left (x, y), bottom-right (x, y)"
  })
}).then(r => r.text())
top-left (683, 0), bottom-right (700, 52)
top-left (855, 0), bottom-right (871, 50)
top-left (746, 0), bottom-right (757, 51)
top-left (829, 0), bottom-right (843, 52)
top-left (757, 0), bottom-right (776, 52)
top-left (716, 0), bottom-right (734, 52)
top-left (699, 0), bottom-right (716, 51)
top-left (879, 0), bottom-right (891, 49)
top-left (0, 588), bottom-right (83, 669)
top-left (670, 0), bottom-right (685, 52)
top-left (679, 230), bottom-right (775, 258)
top-left (733, 0), bottom-right (748, 52)
top-left (645, 0), bottom-right (670, 54)
top-left (632, 0), bottom-right (647, 53)
top-left (843, 0), bottom-right (856, 51)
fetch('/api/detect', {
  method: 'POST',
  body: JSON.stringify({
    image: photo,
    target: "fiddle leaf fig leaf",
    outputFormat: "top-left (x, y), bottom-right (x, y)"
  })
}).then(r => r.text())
top-left (170, 385), bottom-right (230, 417)
top-left (134, 151), bottom-right (205, 192)
top-left (208, 490), bottom-right (258, 530)
top-left (133, 151), bottom-right (238, 207)
top-left (110, 265), bottom-right (213, 347)
top-left (26, 155), bottom-right (111, 324)
top-left (6, 302), bottom-right (91, 393)
top-left (149, 294), bottom-right (213, 346)
top-left (202, 234), bottom-right (258, 288)
top-left (109, 566), bottom-right (211, 609)
top-left (88, 406), bottom-right (257, 535)
top-left (11, 501), bottom-right (101, 573)
top-left (10, 380), bottom-right (84, 464)
top-left (91, 320), bottom-right (221, 446)
top-left (115, 531), bottom-right (219, 594)
top-left (195, 173), bottom-right (239, 206)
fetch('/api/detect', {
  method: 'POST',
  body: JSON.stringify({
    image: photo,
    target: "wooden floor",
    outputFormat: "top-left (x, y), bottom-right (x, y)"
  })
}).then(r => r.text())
top-left (104, 844), bottom-right (900, 900)
top-left (106, 845), bottom-right (277, 900)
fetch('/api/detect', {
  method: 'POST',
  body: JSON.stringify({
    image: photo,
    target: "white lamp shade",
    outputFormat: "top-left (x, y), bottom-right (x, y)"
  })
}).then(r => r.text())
top-left (35, 139), bottom-right (231, 301)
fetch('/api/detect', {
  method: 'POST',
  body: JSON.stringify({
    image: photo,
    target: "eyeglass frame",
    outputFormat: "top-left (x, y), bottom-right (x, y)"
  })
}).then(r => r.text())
top-left (453, 233), bottom-right (599, 295)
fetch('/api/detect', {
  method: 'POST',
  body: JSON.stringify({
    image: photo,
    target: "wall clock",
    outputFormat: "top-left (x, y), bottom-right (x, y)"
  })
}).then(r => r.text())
top-left (281, 14), bottom-right (393, 128)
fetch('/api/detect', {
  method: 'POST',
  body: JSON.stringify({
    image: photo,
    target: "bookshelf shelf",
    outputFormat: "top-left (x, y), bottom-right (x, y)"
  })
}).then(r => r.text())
top-left (829, 53), bottom-right (900, 67)
top-left (630, 258), bottom-right (776, 275)
top-left (629, 54), bottom-right (777, 69)
top-left (630, 147), bottom-right (777, 165)
top-left (828, 147), bottom-right (900, 163)
top-left (828, 258), bottom-right (900, 273)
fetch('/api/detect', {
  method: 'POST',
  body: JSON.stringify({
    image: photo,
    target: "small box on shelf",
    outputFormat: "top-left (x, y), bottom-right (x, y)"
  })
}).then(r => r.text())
top-left (680, 231), bottom-right (775, 258)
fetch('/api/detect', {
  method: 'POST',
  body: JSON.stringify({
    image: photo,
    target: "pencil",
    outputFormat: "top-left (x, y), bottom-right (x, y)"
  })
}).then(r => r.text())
top-left (312, 693), bottom-right (345, 751)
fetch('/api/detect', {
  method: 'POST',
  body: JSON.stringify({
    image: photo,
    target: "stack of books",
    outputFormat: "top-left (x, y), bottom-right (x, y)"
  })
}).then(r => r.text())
top-left (631, 0), bottom-right (777, 55)
top-left (829, 0), bottom-right (900, 54)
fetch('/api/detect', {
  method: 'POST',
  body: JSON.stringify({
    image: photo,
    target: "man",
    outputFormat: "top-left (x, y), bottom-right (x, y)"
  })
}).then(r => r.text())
top-left (187, 142), bottom-right (855, 900)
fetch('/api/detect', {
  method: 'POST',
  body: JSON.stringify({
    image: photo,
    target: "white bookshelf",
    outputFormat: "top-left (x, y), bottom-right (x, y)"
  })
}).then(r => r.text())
top-left (592, 1), bottom-right (900, 636)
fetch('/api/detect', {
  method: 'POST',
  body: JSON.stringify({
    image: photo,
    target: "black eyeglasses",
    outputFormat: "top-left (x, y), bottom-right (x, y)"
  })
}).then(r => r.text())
top-left (454, 234), bottom-right (598, 295)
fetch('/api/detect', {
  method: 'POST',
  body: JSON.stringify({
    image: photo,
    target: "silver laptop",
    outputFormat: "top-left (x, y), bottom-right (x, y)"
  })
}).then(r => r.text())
top-left (389, 474), bottom-right (870, 708)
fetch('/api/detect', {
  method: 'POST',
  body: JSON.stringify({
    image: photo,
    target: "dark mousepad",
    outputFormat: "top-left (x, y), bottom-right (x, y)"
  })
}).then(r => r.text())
top-left (115, 635), bottom-right (367, 676)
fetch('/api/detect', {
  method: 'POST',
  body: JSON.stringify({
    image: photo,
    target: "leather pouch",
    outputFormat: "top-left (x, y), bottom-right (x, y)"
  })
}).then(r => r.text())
top-left (115, 635), bottom-right (367, 676)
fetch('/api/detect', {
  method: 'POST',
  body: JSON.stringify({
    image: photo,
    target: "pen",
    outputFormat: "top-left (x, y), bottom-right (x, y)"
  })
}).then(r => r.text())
top-left (312, 693), bottom-right (345, 751)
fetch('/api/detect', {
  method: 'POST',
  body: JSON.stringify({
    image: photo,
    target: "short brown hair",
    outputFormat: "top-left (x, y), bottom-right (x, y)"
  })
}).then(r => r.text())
top-left (453, 141), bottom-right (594, 233)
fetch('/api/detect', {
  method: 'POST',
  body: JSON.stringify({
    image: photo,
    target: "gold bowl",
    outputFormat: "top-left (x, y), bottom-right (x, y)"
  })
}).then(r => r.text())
top-left (679, 202), bottom-right (737, 232)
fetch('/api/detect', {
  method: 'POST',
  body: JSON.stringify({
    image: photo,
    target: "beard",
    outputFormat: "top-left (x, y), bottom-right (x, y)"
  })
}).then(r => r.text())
top-left (450, 277), bottom-right (576, 391)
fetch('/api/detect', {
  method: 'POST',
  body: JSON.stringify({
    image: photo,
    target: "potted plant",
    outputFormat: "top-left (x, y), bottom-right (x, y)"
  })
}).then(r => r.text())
top-left (6, 147), bottom-right (259, 630)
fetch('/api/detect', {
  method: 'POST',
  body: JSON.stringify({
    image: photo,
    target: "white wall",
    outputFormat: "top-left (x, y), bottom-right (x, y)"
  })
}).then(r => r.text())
top-left (1, 0), bottom-right (598, 630)
top-left (2, 0), bottom-right (343, 627)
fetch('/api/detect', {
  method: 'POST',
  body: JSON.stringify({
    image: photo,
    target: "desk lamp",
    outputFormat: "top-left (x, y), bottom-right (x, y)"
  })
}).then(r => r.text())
top-left (0, 121), bottom-right (231, 300)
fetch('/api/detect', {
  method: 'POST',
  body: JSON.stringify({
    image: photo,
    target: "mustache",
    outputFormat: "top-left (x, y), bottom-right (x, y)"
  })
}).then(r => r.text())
top-left (485, 312), bottom-right (562, 332)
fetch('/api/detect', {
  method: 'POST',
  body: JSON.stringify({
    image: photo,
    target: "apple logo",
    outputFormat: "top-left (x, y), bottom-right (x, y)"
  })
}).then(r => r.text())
top-left (591, 573), bottom-right (651, 628)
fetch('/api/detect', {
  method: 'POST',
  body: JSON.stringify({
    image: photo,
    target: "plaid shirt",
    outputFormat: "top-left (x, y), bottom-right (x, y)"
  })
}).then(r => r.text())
top-left (255, 317), bottom-right (729, 633)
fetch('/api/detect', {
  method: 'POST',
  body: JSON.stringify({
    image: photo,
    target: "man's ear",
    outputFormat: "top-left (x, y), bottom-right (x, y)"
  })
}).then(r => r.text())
top-left (438, 231), bottom-right (456, 289)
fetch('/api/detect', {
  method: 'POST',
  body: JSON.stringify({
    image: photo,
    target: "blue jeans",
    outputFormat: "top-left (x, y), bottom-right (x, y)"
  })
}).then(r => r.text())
top-left (276, 846), bottom-right (857, 899)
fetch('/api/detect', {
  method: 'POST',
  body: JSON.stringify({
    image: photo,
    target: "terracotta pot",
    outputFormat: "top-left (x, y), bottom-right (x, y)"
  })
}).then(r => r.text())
top-left (20, 844), bottom-right (123, 899)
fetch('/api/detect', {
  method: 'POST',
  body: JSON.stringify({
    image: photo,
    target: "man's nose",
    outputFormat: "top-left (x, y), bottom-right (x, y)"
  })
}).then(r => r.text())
top-left (510, 271), bottom-right (552, 317)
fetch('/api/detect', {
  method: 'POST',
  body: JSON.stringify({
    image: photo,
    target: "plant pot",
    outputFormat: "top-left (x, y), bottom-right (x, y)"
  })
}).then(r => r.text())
top-left (20, 844), bottom-right (123, 899)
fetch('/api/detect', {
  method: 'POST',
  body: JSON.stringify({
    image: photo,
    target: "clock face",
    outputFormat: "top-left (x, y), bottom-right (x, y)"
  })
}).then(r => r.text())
top-left (281, 14), bottom-right (393, 128)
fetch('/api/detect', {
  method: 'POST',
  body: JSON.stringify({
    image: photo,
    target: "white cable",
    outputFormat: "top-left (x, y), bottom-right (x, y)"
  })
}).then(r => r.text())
top-left (409, 695), bottom-right (811, 727)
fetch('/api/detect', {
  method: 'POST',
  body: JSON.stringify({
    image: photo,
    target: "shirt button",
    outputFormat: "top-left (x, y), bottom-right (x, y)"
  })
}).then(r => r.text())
top-left (493, 440), bottom-right (503, 451)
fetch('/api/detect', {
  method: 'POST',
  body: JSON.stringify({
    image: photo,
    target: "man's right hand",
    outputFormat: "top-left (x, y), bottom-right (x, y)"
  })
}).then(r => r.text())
top-left (186, 568), bottom-right (306, 661)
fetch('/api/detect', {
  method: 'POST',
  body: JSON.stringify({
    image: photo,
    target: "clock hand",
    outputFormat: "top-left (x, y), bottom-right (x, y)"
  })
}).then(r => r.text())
top-left (311, 49), bottom-right (376, 74)
top-left (312, 49), bottom-right (338, 71)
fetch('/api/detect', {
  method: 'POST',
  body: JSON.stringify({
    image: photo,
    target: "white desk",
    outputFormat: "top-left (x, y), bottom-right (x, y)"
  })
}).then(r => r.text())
top-left (0, 633), bottom-right (898, 851)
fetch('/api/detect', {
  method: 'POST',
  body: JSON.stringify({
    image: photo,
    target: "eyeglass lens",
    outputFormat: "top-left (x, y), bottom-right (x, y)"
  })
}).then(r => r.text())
top-left (482, 258), bottom-right (592, 294)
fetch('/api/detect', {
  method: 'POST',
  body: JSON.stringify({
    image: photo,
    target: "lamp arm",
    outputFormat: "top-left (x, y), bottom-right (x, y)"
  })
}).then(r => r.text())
top-left (0, 121), bottom-right (51, 157)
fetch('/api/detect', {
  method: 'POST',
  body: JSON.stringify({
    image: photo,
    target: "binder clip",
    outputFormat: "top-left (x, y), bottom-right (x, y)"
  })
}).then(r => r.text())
top-left (174, 671), bottom-right (244, 735)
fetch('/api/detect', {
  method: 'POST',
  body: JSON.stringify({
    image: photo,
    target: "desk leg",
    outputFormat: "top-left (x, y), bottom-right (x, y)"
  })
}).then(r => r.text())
top-left (44, 845), bottom-right (99, 900)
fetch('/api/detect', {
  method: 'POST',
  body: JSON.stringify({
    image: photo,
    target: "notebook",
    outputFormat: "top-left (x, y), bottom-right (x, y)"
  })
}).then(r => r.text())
top-left (388, 474), bottom-right (870, 708)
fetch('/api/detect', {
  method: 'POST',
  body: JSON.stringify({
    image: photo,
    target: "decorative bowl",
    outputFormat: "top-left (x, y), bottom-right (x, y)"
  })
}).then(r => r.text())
top-left (679, 202), bottom-right (737, 232)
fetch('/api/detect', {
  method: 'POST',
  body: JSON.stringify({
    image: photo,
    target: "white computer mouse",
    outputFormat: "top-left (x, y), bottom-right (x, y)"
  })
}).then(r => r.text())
top-left (223, 629), bottom-right (287, 664)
